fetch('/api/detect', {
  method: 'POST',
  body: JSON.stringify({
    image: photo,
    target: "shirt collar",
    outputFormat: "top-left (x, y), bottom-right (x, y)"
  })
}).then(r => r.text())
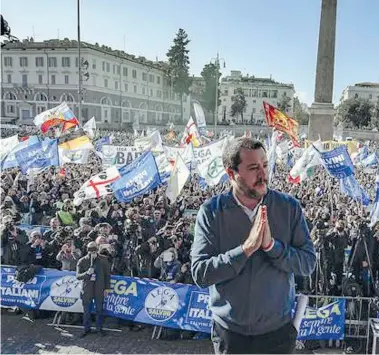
top-left (232, 190), bottom-right (263, 222)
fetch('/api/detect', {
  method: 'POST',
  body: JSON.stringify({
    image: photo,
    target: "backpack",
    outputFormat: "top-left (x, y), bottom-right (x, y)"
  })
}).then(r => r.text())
top-left (15, 264), bottom-right (42, 283)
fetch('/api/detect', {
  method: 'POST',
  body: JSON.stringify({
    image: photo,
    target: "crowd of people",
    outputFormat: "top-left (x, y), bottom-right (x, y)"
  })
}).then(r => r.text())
top-left (1, 125), bottom-right (379, 318)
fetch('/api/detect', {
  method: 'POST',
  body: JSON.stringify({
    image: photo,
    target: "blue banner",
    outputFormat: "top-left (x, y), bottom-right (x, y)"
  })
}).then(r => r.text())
top-left (297, 299), bottom-right (345, 340)
top-left (340, 175), bottom-right (370, 206)
top-left (361, 152), bottom-right (378, 168)
top-left (15, 141), bottom-right (50, 174)
top-left (41, 138), bottom-right (59, 167)
top-left (320, 145), bottom-right (354, 179)
top-left (112, 151), bottom-right (161, 203)
top-left (1, 136), bottom-right (40, 170)
top-left (0, 266), bottom-right (346, 340)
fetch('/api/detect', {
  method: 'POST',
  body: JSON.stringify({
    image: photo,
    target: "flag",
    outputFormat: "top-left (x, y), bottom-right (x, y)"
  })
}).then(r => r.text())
top-left (370, 176), bottom-right (379, 227)
top-left (263, 102), bottom-right (299, 146)
top-left (318, 145), bottom-right (355, 179)
top-left (1, 136), bottom-right (40, 170)
top-left (58, 147), bottom-right (90, 165)
top-left (0, 134), bottom-right (19, 160)
top-left (289, 141), bottom-right (323, 184)
top-left (95, 136), bottom-right (112, 152)
top-left (73, 166), bottom-right (120, 206)
top-left (112, 151), bottom-right (161, 203)
top-left (34, 102), bottom-right (79, 133)
top-left (193, 101), bottom-right (206, 129)
top-left (135, 130), bottom-right (163, 151)
top-left (166, 153), bottom-right (190, 203)
top-left (58, 129), bottom-right (93, 150)
top-left (15, 140), bottom-right (53, 174)
top-left (340, 175), bottom-right (370, 206)
top-left (360, 152), bottom-right (378, 168)
top-left (83, 117), bottom-right (96, 139)
top-left (182, 117), bottom-right (201, 147)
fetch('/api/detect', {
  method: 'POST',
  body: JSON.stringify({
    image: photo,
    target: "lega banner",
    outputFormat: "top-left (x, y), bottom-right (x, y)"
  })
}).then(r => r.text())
top-left (0, 266), bottom-right (345, 339)
top-left (101, 145), bottom-right (144, 168)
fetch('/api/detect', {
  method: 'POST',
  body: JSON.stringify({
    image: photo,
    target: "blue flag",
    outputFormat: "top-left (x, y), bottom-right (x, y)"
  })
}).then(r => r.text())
top-left (15, 141), bottom-right (52, 174)
top-left (112, 151), bottom-right (161, 202)
top-left (370, 176), bottom-right (379, 227)
top-left (340, 175), bottom-right (370, 206)
top-left (361, 152), bottom-right (378, 168)
top-left (1, 136), bottom-right (40, 170)
top-left (41, 138), bottom-right (59, 167)
top-left (95, 136), bottom-right (111, 152)
top-left (319, 145), bottom-right (354, 179)
top-left (357, 145), bottom-right (369, 162)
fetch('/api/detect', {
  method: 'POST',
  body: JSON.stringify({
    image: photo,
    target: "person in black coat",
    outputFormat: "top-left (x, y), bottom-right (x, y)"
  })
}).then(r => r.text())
top-left (76, 242), bottom-right (111, 337)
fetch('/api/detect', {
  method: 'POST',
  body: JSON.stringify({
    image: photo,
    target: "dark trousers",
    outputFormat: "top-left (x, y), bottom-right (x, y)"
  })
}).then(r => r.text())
top-left (82, 295), bottom-right (104, 332)
top-left (211, 320), bottom-right (297, 354)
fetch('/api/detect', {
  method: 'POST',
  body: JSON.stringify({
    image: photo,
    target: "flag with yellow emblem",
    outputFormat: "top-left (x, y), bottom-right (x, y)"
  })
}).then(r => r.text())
top-left (263, 102), bottom-right (299, 147)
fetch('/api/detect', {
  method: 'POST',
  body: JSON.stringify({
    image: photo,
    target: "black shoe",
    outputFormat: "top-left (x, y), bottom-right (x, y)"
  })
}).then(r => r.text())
top-left (80, 329), bottom-right (91, 338)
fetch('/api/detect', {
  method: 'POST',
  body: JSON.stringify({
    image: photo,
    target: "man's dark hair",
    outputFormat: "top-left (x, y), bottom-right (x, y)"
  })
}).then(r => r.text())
top-left (222, 138), bottom-right (265, 171)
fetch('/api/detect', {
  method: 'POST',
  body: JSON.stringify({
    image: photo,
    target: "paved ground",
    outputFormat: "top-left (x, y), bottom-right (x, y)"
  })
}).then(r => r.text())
top-left (1, 311), bottom-right (212, 354)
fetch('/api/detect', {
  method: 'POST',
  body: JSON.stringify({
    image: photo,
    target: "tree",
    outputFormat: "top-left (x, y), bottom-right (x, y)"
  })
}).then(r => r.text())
top-left (277, 94), bottom-right (292, 113)
top-left (336, 98), bottom-right (374, 129)
top-left (230, 88), bottom-right (247, 122)
top-left (200, 63), bottom-right (221, 115)
top-left (293, 97), bottom-right (310, 125)
top-left (166, 28), bottom-right (192, 122)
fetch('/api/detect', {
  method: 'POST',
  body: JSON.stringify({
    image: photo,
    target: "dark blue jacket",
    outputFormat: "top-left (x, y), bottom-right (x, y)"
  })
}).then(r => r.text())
top-left (191, 189), bottom-right (316, 336)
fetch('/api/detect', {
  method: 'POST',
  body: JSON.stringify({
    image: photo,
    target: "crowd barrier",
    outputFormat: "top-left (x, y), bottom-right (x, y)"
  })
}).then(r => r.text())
top-left (1, 265), bottom-right (355, 342)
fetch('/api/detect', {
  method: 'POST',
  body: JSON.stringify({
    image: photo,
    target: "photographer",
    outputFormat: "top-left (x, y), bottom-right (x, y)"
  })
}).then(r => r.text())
top-left (153, 247), bottom-right (181, 282)
top-left (56, 239), bottom-right (81, 271)
top-left (27, 231), bottom-right (47, 267)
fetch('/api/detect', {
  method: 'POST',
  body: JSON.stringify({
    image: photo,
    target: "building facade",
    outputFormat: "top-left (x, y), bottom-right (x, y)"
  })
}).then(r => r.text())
top-left (1, 38), bottom-right (190, 128)
top-left (218, 70), bottom-right (295, 124)
top-left (341, 82), bottom-right (379, 105)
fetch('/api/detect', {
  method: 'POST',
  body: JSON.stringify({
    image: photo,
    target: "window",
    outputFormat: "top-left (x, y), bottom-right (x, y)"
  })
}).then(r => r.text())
top-left (271, 90), bottom-right (278, 98)
top-left (106, 63), bottom-right (110, 72)
top-left (21, 110), bottom-right (30, 120)
top-left (149, 74), bottom-right (154, 83)
top-left (115, 81), bottom-right (119, 90)
top-left (65, 75), bottom-right (69, 84)
top-left (134, 85), bottom-right (137, 93)
top-left (20, 57), bottom-right (28, 67)
top-left (51, 75), bottom-right (56, 84)
top-left (22, 74), bottom-right (28, 87)
top-left (251, 90), bottom-right (257, 97)
top-left (113, 64), bottom-right (116, 74)
top-left (92, 60), bottom-right (96, 69)
top-left (62, 57), bottom-right (71, 67)
top-left (123, 67), bottom-right (128, 76)
top-left (116, 65), bottom-right (120, 75)
top-left (36, 93), bottom-right (47, 101)
top-left (253, 99), bottom-right (256, 103)
top-left (6, 105), bottom-right (15, 114)
top-left (157, 76), bottom-right (160, 84)
top-left (104, 79), bottom-right (108, 88)
top-left (35, 57), bottom-right (44, 67)
top-left (102, 61), bottom-right (105, 71)
top-left (38, 75), bottom-right (43, 84)
top-left (132, 70), bottom-right (137, 79)
top-left (262, 91), bottom-right (268, 98)
top-left (7, 74), bottom-right (11, 84)
top-left (283, 91), bottom-right (287, 96)
top-left (142, 73), bottom-right (147, 81)
top-left (157, 90), bottom-right (162, 98)
top-left (142, 87), bottom-right (146, 95)
top-left (124, 83), bottom-right (128, 92)
top-left (48, 57), bottom-right (57, 67)
top-left (150, 89), bottom-right (153, 97)
top-left (37, 106), bottom-right (47, 114)
top-left (4, 57), bottom-right (12, 67)
top-left (253, 108), bottom-right (256, 114)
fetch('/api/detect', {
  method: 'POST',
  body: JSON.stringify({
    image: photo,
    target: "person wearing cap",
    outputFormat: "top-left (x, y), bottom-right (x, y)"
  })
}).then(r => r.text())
top-left (76, 241), bottom-right (111, 337)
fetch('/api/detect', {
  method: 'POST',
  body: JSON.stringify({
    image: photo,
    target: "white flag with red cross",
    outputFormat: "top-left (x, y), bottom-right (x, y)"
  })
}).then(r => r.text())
top-left (73, 166), bottom-right (120, 206)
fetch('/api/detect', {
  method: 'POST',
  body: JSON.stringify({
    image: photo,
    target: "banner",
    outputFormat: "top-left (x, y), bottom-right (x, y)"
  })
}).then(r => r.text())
top-left (101, 145), bottom-right (144, 168)
top-left (112, 151), bottom-right (161, 203)
top-left (297, 300), bottom-right (345, 340)
top-left (164, 139), bottom-right (226, 170)
top-left (319, 145), bottom-right (354, 179)
top-left (15, 141), bottom-right (52, 174)
top-left (0, 266), bottom-right (346, 339)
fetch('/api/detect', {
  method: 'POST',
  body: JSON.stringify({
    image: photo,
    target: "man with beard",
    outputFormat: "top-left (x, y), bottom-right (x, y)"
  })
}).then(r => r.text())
top-left (191, 137), bottom-right (316, 354)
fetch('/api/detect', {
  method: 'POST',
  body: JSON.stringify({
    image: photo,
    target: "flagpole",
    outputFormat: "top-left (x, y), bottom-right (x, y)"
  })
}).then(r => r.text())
top-left (77, 0), bottom-right (82, 125)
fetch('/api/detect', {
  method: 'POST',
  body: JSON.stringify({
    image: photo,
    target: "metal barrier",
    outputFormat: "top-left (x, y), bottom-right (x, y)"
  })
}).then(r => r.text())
top-left (306, 294), bottom-right (378, 354)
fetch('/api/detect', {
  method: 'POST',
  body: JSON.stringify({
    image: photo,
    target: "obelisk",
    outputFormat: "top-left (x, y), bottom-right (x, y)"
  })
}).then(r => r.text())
top-left (308, 0), bottom-right (337, 141)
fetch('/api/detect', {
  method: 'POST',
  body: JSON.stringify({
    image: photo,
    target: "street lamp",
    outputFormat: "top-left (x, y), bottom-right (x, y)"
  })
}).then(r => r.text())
top-left (210, 53), bottom-right (226, 133)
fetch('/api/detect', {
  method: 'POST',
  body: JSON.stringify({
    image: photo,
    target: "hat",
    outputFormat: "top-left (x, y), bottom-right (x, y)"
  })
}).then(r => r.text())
top-left (87, 241), bottom-right (98, 251)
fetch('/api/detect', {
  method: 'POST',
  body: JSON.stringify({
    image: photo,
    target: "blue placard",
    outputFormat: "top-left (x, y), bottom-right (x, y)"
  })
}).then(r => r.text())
top-left (320, 145), bottom-right (354, 179)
